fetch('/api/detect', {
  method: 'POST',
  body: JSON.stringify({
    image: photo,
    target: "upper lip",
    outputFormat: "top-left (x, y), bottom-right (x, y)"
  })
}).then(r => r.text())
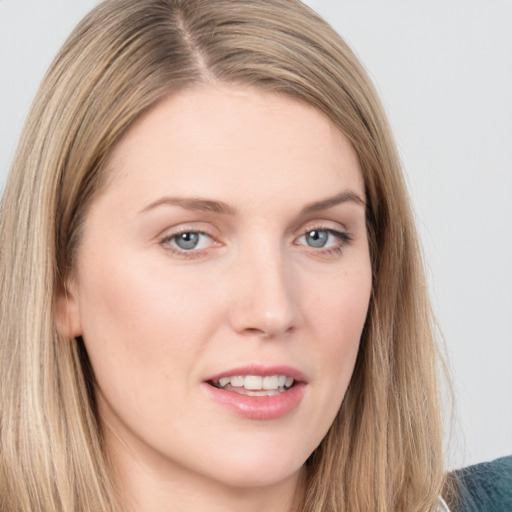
top-left (204, 364), bottom-right (307, 384)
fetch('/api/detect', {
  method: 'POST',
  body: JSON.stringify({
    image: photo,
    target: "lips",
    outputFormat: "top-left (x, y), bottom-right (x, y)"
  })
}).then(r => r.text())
top-left (203, 365), bottom-right (307, 420)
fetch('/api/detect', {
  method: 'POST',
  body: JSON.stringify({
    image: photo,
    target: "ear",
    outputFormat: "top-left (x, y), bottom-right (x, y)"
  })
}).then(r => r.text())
top-left (54, 276), bottom-right (82, 339)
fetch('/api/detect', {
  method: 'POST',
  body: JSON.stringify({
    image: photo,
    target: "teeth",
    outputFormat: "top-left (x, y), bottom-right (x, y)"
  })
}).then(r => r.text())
top-left (244, 375), bottom-right (263, 390)
top-left (263, 375), bottom-right (278, 390)
top-left (215, 374), bottom-right (295, 391)
top-left (230, 376), bottom-right (244, 387)
top-left (218, 377), bottom-right (231, 387)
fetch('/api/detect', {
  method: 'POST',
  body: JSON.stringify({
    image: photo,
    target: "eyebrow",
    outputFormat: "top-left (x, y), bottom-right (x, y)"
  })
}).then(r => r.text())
top-left (140, 196), bottom-right (237, 215)
top-left (300, 190), bottom-right (366, 215)
top-left (139, 190), bottom-right (365, 216)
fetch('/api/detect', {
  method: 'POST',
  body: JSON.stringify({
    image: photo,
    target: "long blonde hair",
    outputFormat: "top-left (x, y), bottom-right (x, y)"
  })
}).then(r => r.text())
top-left (0, 1), bottom-right (445, 510)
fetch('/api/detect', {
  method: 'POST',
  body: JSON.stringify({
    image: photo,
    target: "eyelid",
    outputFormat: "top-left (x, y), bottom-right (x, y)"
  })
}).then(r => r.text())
top-left (154, 219), bottom-right (217, 239)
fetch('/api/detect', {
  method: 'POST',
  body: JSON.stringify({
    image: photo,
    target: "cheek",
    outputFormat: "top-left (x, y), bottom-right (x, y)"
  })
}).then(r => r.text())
top-left (74, 257), bottom-right (228, 452)
top-left (78, 252), bottom-right (214, 341)
top-left (307, 262), bottom-right (371, 337)
top-left (305, 263), bottom-right (371, 387)
top-left (74, 255), bottom-right (221, 398)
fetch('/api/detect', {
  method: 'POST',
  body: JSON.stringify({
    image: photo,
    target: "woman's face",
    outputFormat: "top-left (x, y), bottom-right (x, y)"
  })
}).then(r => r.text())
top-left (57, 86), bottom-right (372, 495)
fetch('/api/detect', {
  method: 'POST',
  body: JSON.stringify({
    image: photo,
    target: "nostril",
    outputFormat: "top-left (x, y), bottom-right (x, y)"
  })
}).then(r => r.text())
top-left (241, 324), bottom-right (295, 339)
top-left (243, 327), bottom-right (265, 335)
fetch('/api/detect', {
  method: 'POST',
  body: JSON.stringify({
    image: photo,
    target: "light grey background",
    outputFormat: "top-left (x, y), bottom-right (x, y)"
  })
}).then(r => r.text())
top-left (1, 0), bottom-right (511, 470)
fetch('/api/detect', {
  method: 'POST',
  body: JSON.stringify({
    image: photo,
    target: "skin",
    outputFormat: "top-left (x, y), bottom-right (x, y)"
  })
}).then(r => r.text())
top-left (56, 85), bottom-right (372, 512)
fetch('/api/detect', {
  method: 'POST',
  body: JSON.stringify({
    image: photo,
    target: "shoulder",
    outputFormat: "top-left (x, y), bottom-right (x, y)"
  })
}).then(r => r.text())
top-left (446, 455), bottom-right (512, 512)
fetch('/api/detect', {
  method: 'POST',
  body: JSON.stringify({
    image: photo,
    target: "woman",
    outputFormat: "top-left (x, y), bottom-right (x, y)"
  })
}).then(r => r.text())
top-left (0, 1), bottom-right (509, 511)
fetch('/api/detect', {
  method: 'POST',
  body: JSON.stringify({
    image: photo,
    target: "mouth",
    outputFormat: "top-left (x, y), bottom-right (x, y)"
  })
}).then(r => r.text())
top-left (208, 374), bottom-right (295, 397)
top-left (203, 366), bottom-right (306, 420)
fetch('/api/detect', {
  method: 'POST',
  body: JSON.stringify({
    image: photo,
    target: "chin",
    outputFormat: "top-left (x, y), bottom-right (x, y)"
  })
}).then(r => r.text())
top-left (207, 464), bottom-right (303, 490)
top-left (195, 442), bottom-right (309, 490)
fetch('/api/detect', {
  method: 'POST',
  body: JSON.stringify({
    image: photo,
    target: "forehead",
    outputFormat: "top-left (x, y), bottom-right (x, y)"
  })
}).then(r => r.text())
top-left (103, 84), bottom-right (364, 209)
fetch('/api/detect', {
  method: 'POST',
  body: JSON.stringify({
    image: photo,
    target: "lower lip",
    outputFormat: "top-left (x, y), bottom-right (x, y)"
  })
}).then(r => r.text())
top-left (203, 382), bottom-right (306, 420)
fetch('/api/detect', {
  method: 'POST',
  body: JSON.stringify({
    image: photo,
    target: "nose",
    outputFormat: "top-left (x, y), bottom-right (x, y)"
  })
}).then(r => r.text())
top-left (227, 241), bottom-right (300, 339)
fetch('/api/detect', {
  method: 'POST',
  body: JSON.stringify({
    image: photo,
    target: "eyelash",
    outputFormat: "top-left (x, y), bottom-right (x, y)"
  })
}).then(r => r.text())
top-left (160, 227), bottom-right (353, 258)
top-left (296, 228), bottom-right (354, 256)
top-left (160, 230), bottom-right (215, 259)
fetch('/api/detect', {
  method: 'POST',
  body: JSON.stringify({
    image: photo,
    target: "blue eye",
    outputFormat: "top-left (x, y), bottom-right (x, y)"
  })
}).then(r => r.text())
top-left (174, 232), bottom-right (200, 250)
top-left (305, 229), bottom-right (329, 248)
top-left (163, 231), bottom-right (212, 252)
top-left (297, 228), bottom-right (351, 252)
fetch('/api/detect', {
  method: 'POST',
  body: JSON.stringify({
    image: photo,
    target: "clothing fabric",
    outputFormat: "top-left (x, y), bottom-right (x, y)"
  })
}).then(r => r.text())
top-left (444, 455), bottom-right (512, 512)
top-left (438, 496), bottom-right (451, 511)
